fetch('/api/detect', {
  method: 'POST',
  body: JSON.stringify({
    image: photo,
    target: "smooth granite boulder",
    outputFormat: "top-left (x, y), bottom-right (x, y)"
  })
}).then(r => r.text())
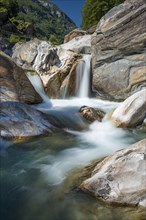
top-left (112, 89), bottom-right (146, 128)
top-left (80, 139), bottom-right (146, 207)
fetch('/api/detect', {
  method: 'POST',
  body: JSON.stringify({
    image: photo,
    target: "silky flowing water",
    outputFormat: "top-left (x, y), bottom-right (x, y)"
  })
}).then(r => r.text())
top-left (1, 97), bottom-right (146, 220)
top-left (1, 54), bottom-right (146, 219)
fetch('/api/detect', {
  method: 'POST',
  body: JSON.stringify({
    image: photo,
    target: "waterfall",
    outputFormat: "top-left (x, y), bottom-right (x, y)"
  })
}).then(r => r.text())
top-left (27, 72), bottom-right (52, 106)
top-left (76, 54), bottom-right (91, 98)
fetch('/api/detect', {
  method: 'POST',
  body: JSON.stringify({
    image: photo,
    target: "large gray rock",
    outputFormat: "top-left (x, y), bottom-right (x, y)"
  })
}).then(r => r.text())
top-left (112, 89), bottom-right (146, 128)
top-left (80, 139), bottom-right (146, 207)
top-left (92, 0), bottom-right (146, 101)
top-left (12, 39), bottom-right (59, 73)
top-left (0, 51), bottom-right (42, 104)
top-left (12, 39), bottom-right (82, 98)
top-left (0, 101), bottom-right (56, 140)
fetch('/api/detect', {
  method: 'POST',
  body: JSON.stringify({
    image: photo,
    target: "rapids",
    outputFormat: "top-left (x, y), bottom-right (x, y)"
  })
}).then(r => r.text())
top-left (1, 55), bottom-right (146, 220)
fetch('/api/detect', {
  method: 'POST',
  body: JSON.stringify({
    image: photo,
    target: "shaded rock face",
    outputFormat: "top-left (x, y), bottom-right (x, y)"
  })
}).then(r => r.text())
top-left (80, 139), bottom-right (146, 207)
top-left (112, 89), bottom-right (146, 128)
top-left (0, 102), bottom-right (55, 140)
top-left (0, 51), bottom-right (42, 104)
top-left (79, 106), bottom-right (105, 123)
top-left (12, 39), bottom-right (59, 73)
top-left (64, 29), bottom-right (88, 43)
top-left (92, 0), bottom-right (146, 101)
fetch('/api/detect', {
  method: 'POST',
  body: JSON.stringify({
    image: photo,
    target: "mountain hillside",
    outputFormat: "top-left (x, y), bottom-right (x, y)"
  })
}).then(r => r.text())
top-left (0, 0), bottom-right (76, 53)
top-left (17, 0), bottom-right (76, 43)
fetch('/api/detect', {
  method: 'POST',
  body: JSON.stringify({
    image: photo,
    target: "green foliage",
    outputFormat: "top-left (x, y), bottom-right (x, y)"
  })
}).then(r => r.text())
top-left (10, 17), bottom-right (31, 32)
top-left (81, 0), bottom-right (124, 30)
top-left (0, 0), bottom-right (76, 47)
top-left (0, 7), bottom-right (7, 13)
top-left (49, 34), bottom-right (60, 45)
top-left (0, 0), bottom-right (19, 17)
top-left (8, 34), bottom-right (21, 43)
top-left (16, 0), bottom-right (76, 43)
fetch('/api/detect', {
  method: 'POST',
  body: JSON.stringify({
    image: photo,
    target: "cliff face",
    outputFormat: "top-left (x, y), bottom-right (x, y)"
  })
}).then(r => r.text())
top-left (91, 0), bottom-right (146, 101)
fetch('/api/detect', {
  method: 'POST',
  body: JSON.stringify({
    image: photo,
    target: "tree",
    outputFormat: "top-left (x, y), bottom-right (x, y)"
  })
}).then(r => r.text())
top-left (0, 0), bottom-right (19, 17)
top-left (49, 34), bottom-right (60, 45)
top-left (81, 0), bottom-right (124, 30)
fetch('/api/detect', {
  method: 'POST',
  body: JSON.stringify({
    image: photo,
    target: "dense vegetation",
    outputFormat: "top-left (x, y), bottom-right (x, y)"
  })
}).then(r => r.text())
top-left (81, 0), bottom-right (124, 29)
top-left (0, 0), bottom-right (19, 17)
top-left (0, 0), bottom-right (76, 51)
top-left (16, 0), bottom-right (76, 44)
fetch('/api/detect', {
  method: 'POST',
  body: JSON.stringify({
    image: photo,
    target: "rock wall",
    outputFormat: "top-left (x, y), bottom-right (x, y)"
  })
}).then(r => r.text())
top-left (92, 0), bottom-right (146, 101)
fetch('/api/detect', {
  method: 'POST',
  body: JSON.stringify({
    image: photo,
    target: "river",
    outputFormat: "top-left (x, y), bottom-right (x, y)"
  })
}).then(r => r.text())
top-left (1, 54), bottom-right (146, 220)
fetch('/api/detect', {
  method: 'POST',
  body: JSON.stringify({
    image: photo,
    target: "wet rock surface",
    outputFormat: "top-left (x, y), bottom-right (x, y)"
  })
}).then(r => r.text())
top-left (79, 106), bottom-right (105, 123)
top-left (0, 102), bottom-right (56, 140)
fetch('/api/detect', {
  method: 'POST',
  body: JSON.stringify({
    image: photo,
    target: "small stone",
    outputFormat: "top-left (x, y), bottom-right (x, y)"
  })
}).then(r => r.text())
top-left (79, 106), bottom-right (105, 123)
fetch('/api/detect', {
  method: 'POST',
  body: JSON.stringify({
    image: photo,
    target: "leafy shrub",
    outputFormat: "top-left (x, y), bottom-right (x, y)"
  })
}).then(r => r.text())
top-left (8, 34), bottom-right (21, 43)
top-left (49, 34), bottom-right (60, 45)
top-left (10, 17), bottom-right (32, 32)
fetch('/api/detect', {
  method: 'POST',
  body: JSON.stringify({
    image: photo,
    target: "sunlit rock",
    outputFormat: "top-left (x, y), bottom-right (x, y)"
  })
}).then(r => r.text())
top-left (92, 0), bottom-right (146, 100)
top-left (112, 89), bottom-right (146, 128)
top-left (80, 139), bottom-right (146, 207)
top-left (61, 34), bottom-right (91, 54)
top-left (12, 38), bottom-right (59, 73)
top-left (64, 28), bottom-right (88, 43)
top-left (12, 38), bottom-right (83, 98)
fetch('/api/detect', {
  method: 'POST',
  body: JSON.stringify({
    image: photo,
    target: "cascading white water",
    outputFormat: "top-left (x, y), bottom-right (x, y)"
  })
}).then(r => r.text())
top-left (76, 54), bottom-right (91, 98)
top-left (27, 72), bottom-right (52, 107)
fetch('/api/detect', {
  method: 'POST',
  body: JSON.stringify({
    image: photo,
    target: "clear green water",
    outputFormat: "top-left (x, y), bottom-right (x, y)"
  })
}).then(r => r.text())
top-left (0, 131), bottom-right (146, 220)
